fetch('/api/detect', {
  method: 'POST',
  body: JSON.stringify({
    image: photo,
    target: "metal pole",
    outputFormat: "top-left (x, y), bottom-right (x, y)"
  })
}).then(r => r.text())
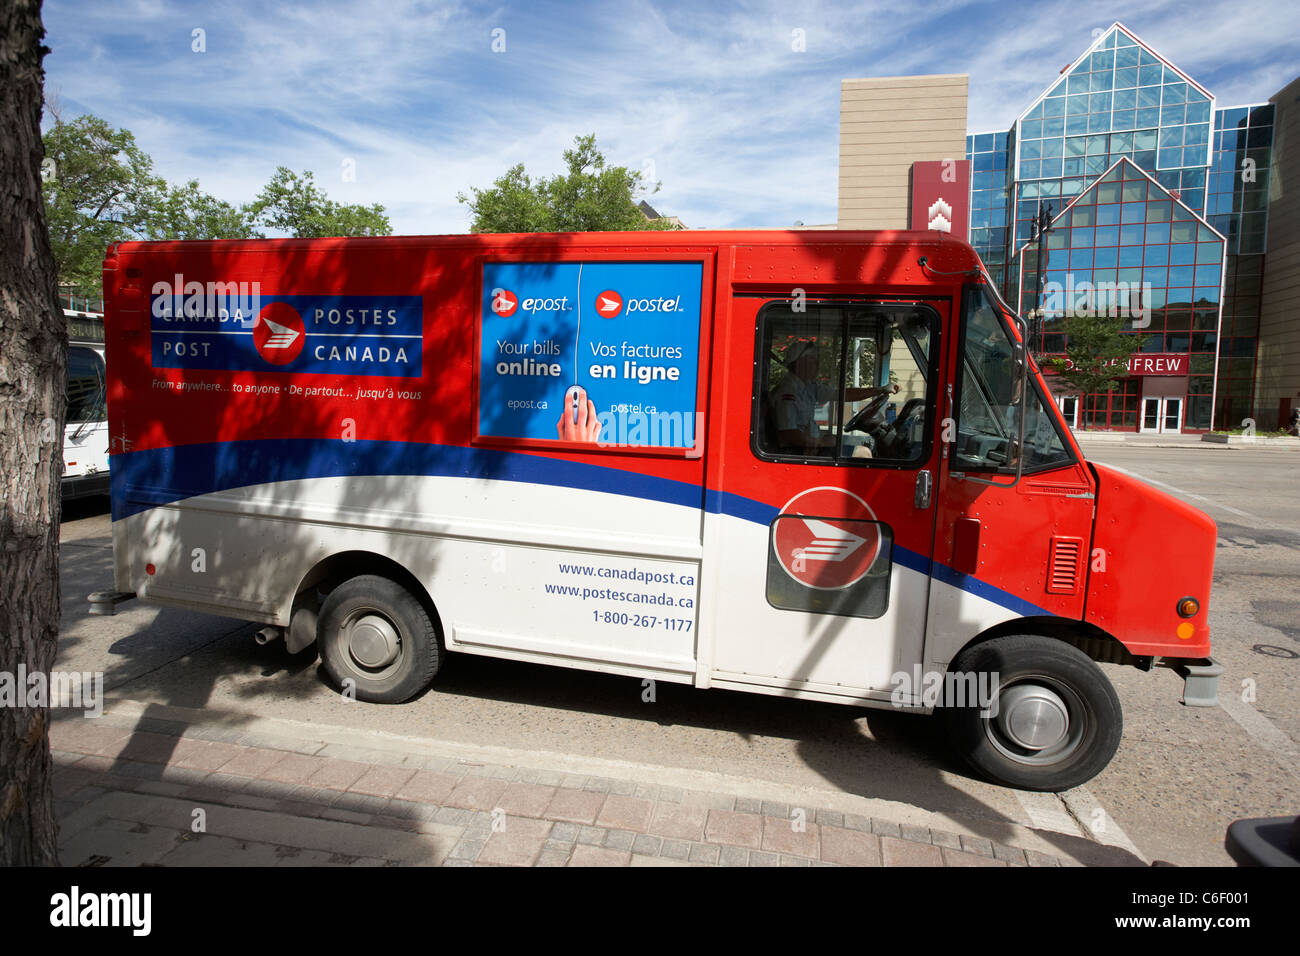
top-left (1032, 203), bottom-right (1053, 356)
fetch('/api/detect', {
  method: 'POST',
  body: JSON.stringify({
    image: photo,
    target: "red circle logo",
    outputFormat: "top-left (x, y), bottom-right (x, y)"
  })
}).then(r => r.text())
top-left (772, 487), bottom-right (881, 590)
top-left (253, 302), bottom-right (305, 365)
top-left (491, 288), bottom-right (518, 316)
top-left (595, 290), bottom-right (623, 318)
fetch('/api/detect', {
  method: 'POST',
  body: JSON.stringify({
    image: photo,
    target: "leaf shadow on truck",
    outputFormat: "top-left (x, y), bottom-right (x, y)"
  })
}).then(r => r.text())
top-left (87, 245), bottom-right (626, 808)
top-left (91, 229), bottom-right (1214, 855)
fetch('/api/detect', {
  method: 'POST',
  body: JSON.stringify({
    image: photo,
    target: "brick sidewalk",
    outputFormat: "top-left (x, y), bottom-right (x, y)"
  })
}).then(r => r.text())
top-left (48, 704), bottom-right (1137, 867)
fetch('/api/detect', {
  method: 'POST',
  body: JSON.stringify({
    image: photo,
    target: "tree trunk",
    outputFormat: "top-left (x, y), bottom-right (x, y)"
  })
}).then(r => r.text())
top-left (0, 0), bottom-right (65, 866)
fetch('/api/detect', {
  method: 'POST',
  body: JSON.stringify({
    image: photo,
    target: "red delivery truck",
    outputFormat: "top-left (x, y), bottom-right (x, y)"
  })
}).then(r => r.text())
top-left (91, 229), bottom-right (1220, 791)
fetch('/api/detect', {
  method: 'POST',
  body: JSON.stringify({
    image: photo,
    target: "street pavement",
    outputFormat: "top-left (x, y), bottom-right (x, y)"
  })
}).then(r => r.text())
top-left (52, 699), bottom-right (1121, 867)
top-left (1070, 436), bottom-right (1300, 866)
top-left (49, 436), bottom-right (1300, 866)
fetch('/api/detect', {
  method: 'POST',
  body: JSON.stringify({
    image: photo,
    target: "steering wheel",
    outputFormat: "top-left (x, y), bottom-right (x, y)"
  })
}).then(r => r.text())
top-left (871, 398), bottom-right (924, 457)
top-left (844, 390), bottom-right (891, 433)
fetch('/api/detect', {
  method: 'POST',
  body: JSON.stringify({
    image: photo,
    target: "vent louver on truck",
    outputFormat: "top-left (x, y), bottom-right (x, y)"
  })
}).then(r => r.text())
top-left (1047, 536), bottom-right (1085, 594)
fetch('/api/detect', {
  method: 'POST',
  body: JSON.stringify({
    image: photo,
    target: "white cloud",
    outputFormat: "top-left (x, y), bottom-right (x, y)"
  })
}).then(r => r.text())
top-left (41, 0), bottom-right (1297, 235)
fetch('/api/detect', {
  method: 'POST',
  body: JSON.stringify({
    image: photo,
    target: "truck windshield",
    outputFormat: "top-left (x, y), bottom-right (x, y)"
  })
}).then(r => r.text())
top-left (955, 287), bottom-right (1073, 473)
top-left (66, 346), bottom-right (107, 425)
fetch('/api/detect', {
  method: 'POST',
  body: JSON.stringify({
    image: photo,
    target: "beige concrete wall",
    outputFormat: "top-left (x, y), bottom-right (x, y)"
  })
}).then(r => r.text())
top-left (1256, 75), bottom-right (1300, 430)
top-left (838, 75), bottom-right (969, 230)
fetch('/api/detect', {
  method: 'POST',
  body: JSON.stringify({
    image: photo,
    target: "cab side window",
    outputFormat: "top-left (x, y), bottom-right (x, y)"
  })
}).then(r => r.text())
top-left (755, 302), bottom-right (935, 465)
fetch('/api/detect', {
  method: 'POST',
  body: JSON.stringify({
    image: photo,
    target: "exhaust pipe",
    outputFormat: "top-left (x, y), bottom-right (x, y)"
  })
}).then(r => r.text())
top-left (255, 626), bottom-right (284, 646)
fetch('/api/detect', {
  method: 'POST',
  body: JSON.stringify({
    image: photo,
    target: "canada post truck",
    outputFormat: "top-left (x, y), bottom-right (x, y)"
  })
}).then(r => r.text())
top-left (92, 230), bottom-right (1219, 791)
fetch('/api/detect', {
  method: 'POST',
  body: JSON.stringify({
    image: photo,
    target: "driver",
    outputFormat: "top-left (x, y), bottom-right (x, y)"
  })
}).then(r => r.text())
top-left (771, 340), bottom-right (899, 455)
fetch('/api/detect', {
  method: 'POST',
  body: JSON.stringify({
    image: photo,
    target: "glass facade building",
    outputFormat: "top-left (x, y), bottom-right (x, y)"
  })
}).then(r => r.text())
top-left (965, 23), bottom-right (1275, 432)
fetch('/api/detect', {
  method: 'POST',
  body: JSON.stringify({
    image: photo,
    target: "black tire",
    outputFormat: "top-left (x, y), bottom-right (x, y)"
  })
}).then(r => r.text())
top-left (941, 634), bottom-right (1122, 792)
top-left (317, 574), bottom-right (441, 704)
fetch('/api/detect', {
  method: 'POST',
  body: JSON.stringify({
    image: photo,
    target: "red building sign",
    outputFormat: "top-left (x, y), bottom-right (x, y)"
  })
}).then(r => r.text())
top-left (1050, 353), bottom-right (1188, 376)
top-left (910, 160), bottom-right (970, 240)
top-left (1127, 354), bottom-right (1188, 375)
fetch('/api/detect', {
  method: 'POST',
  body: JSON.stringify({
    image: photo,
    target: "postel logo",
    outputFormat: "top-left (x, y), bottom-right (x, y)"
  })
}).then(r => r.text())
top-left (253, 302), bottom-right (306, 365)
top-left (595, 290), bottom-right (623, 317)
top-left (596, 292), bottom-right (684, 316)
top-left (490, 288), bottom-right (519, 317)
top-left (773, 487), bottom-right (881, 590)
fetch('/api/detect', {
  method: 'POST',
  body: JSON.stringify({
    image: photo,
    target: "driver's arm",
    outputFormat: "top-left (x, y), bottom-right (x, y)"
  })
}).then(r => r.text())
top-left (845, 383), bottom-right (899, 402)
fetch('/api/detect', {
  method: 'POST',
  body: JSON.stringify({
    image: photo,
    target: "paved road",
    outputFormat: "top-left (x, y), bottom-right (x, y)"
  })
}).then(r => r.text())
top-left (1074, 442), bottom-right (1300, 865)
top-left (55, 442), bottom-right (1300, 865)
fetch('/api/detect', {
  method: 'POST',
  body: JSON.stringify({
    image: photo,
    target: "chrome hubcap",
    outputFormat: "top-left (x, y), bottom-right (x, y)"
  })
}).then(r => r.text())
top-left (984, 676), bottom-right (1085, 766)
top-left (998, 683), bottom-right (1069, 751)
top-left (345, 612), bottom-right (400, 669)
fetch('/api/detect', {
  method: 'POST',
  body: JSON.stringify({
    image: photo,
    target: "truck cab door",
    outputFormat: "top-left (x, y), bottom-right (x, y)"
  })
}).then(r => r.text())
top-left (705, 296), bottom-right (947, 702)
top-left (923, 285), bottom-right (1094, 677)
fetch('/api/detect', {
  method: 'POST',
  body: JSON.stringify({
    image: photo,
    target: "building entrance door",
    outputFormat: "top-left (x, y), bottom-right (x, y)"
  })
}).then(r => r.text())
top-left (1057, 394), bottom-right (1079, 429)
top-left (1163, 397), bottom-right (1183, 433)
top-left (1139, 376), bottom-right (1187, 434)
top-left (1140, 396), bottom-right (1182, 434)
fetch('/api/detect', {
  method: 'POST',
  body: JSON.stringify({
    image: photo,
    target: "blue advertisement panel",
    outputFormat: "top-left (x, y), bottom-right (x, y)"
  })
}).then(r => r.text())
top-left (479, 262), bottom-right (703, 448)
top-left (150, 294), bottom-right (423, 378)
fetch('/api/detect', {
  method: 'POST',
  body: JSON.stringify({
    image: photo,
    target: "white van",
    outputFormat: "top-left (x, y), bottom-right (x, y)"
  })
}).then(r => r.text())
top-left (63, 311), bottom-right (110, 499)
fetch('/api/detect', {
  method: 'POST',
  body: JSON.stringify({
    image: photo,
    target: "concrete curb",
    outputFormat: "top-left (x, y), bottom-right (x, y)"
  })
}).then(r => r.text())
top-left (1072, 433), bottom-right (1297, 450)
top-left (1200, 434), bottom-right (1300, 446)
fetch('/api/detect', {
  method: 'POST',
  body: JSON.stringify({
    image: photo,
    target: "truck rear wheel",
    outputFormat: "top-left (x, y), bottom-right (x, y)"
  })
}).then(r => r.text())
top-left (317, 574), bottom-right (441, 704)
top-left (942, 634), bottom-right (1122, 792)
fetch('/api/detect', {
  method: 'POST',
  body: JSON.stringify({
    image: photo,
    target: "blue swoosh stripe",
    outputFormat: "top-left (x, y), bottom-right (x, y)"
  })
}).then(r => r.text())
top-left (110, 438), bottom-right (703, 520)
top-left (930, 562), bottom-right (1049, 618)
top-left (704, 487), bottom-right (776, 524)
top-left (110, 438), bottom-right (1050, 617)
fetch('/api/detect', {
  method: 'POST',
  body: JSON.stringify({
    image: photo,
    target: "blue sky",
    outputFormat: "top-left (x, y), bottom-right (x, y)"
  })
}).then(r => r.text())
top-left (41, 0), bottom-right (1299, 234)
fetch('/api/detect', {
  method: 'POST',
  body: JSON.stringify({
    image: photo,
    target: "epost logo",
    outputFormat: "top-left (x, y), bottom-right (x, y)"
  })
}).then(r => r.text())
top-left (773, 487), bottom-right (881, 590)
top-left (253, 302), bottom-right (305, 365)
top-left (490, 287), bottom-right (519, 317)
top-left (595, 289), bottom-right (623, 318)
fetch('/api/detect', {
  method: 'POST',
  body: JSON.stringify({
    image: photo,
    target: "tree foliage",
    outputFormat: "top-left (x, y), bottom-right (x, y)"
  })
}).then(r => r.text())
top-left (41, 114), bottom-right (161, 293)
top-left (458, 134), bottom-right (679, 233)
top-left (42, 114), bottom-right (393, 296)
top-left (247, 167), bottom-right (390, 239)
top-left (148, 179), bottom-right (260, 241)
top-left (1044, 312), bottom-right (1151, 424)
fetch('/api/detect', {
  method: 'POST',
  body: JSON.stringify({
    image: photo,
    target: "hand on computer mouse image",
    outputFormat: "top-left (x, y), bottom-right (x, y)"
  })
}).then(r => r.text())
top-left (557, 385), bottom-right (601, 442)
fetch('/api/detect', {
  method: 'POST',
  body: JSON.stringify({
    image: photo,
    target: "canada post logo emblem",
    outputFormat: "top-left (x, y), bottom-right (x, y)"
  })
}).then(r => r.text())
top-left (772, 487), bottom-right (881, 590)
top-left (253, 302), bottom-right (305, 365)
top-left (150, 293), bottom-right (423, 378)
top-left (595, 290), bottom-right (623, 317)
top-left (491, 288), bottom-right (519, 317)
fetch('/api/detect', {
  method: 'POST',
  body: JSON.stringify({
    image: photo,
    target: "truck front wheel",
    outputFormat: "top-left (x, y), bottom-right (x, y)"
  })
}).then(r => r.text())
top-left (942, 634), bottom-right (1122, 792)
top-left (317, 574), bottom-right (441, 704)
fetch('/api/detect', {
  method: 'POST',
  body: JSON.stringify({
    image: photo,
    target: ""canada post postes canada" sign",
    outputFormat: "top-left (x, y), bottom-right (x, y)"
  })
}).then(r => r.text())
top-left (150, 292), bottom-right (423, 378)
